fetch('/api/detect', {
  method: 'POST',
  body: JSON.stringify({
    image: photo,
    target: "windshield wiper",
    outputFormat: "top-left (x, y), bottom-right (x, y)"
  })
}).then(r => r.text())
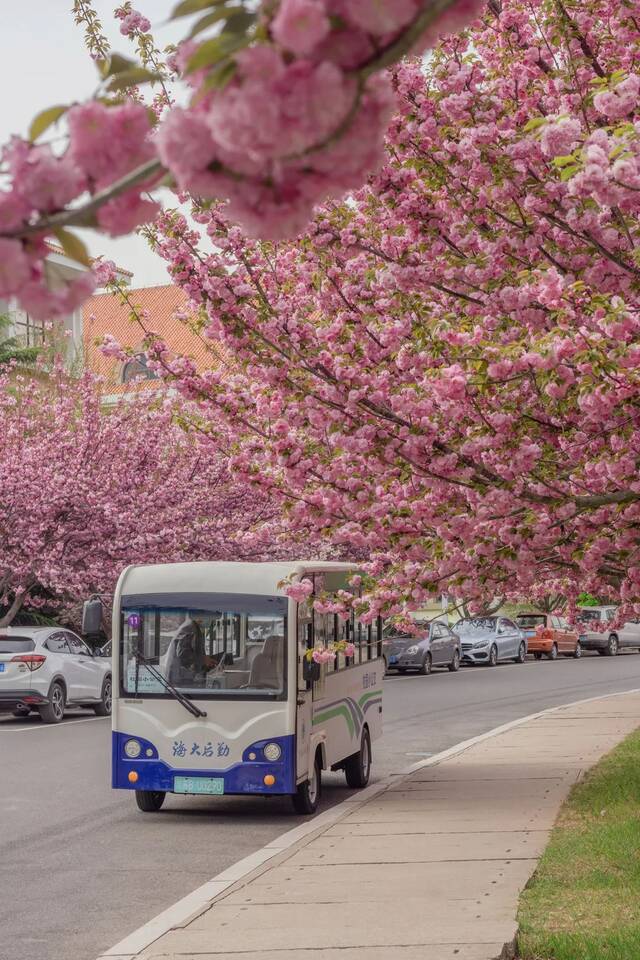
top-left (133, 651), bottom-right (207, 719)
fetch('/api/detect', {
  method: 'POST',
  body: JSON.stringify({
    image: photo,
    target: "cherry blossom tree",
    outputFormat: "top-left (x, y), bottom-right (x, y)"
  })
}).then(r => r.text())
top-left (114, 0), bottom-right (640, 622)
top-left (0, 367), bottom-right (281, 626)
top-left (0, 0), bottom-right (481, 321)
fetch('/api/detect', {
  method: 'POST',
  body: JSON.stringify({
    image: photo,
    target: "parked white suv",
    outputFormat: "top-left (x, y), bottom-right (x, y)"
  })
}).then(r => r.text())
top-left (0, 627), bottom-right (112, 723)
top-left (577, 606), bottom-right (640, 656)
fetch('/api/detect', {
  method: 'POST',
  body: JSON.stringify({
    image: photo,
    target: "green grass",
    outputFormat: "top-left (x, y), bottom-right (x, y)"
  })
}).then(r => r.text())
top-left (518, 728), bottom-right (640, 960)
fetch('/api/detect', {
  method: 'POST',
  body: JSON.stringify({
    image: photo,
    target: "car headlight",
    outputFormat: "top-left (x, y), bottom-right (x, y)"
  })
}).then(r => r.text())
top-left (124, 738), bottom-right (142, 759)
top-left (472, 640), bottom-right (489, 649)
top-left (263, 742), bottom-right (282, 762)
top-left (405, 645), bottom-right (420, 655)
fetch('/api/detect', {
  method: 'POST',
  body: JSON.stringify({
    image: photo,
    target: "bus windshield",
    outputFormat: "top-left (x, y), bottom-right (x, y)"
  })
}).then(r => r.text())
top-left (121, 592), bottom-right (287, 700)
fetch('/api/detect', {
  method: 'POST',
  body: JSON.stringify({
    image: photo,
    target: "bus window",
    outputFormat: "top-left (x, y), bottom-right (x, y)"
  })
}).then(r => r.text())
top-left (121, 592), bottom-right (287, 700)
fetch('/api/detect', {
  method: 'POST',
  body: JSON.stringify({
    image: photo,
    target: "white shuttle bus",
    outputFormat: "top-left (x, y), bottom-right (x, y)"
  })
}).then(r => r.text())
top-left (97, 561), bottom-right (383, 814)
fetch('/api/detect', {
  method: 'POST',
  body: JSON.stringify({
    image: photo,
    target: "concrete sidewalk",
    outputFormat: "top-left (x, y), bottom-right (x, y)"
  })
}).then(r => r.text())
top-left (103, 692), bottom-right (640, 960)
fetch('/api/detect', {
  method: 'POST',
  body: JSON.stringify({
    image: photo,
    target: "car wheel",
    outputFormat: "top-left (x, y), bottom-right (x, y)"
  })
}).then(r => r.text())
top-left (606, 635), bottom-right (619, 656)
top-left (515, 641), bottom-right (527, 664)
top-left (344, 727), bottom-right (371, 789)
top-left (574, 641), bottom-right (582, 659)
top-left (488, 644), bottom-right (498, 667)
top-left (135, 790), bottom-right (166, 813)
top-left (547, 643), bottom-right (558, 661)
top-left (448, 649), bottom-right (461, 672)
top-left (39, 681), bottom-right (65, 724)
top-left (533, 652), bottom-right (543, 660)
top-left (292, 751), bottom-right (321, 815)
top-left (418, 653), bottom-right (432, 676)
top-left (94, 676), bottom-right (112, 716)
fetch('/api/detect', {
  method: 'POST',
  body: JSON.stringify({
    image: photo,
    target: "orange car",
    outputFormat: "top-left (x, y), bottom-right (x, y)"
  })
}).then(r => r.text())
top-left (515, 613), bottom-right (582, 660)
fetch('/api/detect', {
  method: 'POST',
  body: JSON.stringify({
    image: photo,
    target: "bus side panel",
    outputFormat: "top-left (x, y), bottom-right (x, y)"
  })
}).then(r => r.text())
top-left (311, 659), bottom-right (383, 769)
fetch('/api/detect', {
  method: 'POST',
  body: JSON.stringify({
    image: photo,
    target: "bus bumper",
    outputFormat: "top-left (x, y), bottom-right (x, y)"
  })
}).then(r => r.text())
top-left (112, 732), bottom-right (296, 795)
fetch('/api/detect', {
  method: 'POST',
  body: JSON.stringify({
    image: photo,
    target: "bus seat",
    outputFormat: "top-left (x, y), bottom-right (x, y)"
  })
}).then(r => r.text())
top-left (248, 635), bottom-right (283, 689)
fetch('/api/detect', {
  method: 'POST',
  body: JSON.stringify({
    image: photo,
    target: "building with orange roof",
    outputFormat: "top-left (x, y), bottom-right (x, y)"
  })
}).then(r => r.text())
top-left (83, 282), bottom-right (230, 397)
top-left (1, 243), bottom-right (132, 369)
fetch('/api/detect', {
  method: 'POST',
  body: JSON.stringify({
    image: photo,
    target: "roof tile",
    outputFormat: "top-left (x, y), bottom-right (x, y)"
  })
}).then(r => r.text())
top-left (83, 284), bottom-right (230, 390)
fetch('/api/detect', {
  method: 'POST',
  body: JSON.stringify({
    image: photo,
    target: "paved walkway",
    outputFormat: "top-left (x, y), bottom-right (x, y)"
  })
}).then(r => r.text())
top-left (103, 692), bottom-right (640, 960)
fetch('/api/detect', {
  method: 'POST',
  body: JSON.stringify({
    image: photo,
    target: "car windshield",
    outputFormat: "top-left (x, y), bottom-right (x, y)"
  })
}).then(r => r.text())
top-left (121, 592), bottom-right (287, 700)
top-left (578, 609), bottom-right (603, 622)
top-left (383, 626), bottom-right (409, 639)
top-left (0, 637), bottom-right (36, 653)
top-left (516, 615), bottom-right (546, 629)
top-left (455, 618), bottom-right (497, 634)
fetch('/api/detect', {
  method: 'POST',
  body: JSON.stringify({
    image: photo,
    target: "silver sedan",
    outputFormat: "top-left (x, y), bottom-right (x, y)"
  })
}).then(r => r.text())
top-left (456, 617), bottom-right (527, 667)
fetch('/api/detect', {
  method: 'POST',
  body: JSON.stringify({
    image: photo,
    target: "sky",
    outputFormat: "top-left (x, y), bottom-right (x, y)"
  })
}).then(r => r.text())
top-left (1, 1), bottom-right (183, 288)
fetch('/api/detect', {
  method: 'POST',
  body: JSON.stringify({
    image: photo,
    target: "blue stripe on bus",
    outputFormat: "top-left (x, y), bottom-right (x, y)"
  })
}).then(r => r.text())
top-left (112, 732), bottom-right (296, 795)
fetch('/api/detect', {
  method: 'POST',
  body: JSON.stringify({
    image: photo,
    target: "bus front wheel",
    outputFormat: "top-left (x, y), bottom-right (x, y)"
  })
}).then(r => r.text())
top-left (292, 753), bottom-right (321, 815)
top-left (344, 727), bottom-right (371, 789)
top-left (135, 790), bottom-right (166, 813)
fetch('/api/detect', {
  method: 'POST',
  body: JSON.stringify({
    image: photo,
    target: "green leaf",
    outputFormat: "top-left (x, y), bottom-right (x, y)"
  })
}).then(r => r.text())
top-left (552, 154), bottom-right (577, 167)
top-left (223, 10), bottom-right (255, 33)
top-left (188, 4), bottom-right (245, 37)
top-left (170, 0), bottom-right (227, 19)
top-left (107, 67), bottom-right (162, 91)
top-left (53, 228), bottom-right (92, 268)
top-left (29, 104), bottom-right (68, 142)
top-left (201, 57), bottom-right (237, 91)
top-left (102, 53), bottom-right (138, 77)
top-left (185, 32), bottom-right (249, 73)
top-left (559, 164), bottom-right (581, 181)
top-left (523, 116), bottom-right (546, 132)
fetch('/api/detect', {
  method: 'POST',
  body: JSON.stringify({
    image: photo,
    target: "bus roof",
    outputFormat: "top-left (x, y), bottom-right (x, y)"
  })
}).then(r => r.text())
top-left (117, 561), bottom-right (360, 600)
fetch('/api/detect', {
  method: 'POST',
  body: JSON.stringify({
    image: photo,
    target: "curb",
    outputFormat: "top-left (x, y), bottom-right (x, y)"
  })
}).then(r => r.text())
top-left (97, 686), bottom-right (640, 960)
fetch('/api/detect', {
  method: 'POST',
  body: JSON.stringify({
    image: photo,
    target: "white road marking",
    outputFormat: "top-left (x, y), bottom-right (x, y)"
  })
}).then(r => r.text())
top-left (0, 716), bottom-right (109, 733)
top-left (96, 685), bottom-right (640, 960)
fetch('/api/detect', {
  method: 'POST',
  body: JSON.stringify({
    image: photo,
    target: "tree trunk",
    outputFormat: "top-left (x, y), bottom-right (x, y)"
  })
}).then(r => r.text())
top-left (0, 590), bottom-right (26, 627)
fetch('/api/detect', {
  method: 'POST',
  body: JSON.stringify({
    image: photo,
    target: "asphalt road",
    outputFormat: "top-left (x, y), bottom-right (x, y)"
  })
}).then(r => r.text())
top-left (2, 651), bottom-right (640, 960)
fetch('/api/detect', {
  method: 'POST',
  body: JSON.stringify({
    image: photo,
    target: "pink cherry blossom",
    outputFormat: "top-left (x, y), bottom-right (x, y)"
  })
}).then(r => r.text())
top-left (336, 0), bottom-right (419, 35)
top-left (271, 0), bottom-right (331, 56)
top-left (285, 578), bottom-right (314, 602)
top-left (0, 238), bottom-right (31, 296)
top-left (144, 0), bottom-right (640, 627)
top-left (540, 117), bottom-right (582, 159)
top-left (207, 49), bottom-right (357, 163)
top-left (0, 368), bottom-right (288, 626)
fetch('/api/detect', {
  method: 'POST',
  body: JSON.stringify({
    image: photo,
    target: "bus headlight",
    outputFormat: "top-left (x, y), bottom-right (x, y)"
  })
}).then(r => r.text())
top-left (124, 738), bottom-right (142, 759)
top-left (263, 742), bottom-right (282, 762)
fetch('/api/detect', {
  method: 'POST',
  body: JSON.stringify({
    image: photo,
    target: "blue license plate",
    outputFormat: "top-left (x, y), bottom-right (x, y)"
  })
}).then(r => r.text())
top-left (0, 663), bottom-right (4, 672)
top-left (389, 655), bottom-right (398, 664)
top-left (174, 776), bottom-right (224, 795)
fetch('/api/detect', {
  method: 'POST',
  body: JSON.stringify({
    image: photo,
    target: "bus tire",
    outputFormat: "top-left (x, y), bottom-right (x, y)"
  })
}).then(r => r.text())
top-left (344, 727), bottom-right (371, 789)
top-left (292, 752), bottom-right (321, 815)
top-left (135, 790), bottom-right (166, 813)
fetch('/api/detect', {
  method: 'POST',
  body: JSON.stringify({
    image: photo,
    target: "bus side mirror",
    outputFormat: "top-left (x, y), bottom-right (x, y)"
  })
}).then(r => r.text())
top-left (82, 597), bottom-right (103, 636)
